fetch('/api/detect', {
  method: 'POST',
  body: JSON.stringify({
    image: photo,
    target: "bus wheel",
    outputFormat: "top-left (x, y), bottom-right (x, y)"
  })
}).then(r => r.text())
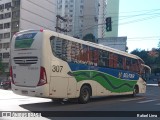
top-left (132, 85), bottom-right (139, 97)
top-left (78, 85), bottom-right (91, 104)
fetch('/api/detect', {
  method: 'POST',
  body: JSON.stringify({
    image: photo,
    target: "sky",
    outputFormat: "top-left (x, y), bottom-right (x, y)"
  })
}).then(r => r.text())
top-left (118, 0), bottom-right (160, 52)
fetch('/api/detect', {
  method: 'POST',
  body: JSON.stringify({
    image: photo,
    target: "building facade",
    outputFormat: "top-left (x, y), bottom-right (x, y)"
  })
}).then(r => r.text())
top-left (0, 0), bottom-right (12, 72)
top-left (0, 0), bottom-right (57, 72)
top-left (105, 0), bottom-right (119, 37)
top-left (57, 0), bottom-right (99, 39)
top-left (98, 37), bottom-right (127, 52)
top-left (98, 0), bottom-right (106, 38)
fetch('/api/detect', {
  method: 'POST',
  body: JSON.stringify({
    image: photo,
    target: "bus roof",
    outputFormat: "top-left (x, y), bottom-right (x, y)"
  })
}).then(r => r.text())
top-left (53, 31), bottom-right (144, 63)
top-left (16, 29), bottom-right (144, 63)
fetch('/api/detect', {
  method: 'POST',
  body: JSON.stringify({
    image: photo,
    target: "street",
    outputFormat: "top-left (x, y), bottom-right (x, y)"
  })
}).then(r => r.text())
top-left (0, 85), bottom-right (160, 120)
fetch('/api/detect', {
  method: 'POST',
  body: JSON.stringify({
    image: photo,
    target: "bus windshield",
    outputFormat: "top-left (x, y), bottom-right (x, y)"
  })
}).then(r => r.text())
top-left (15, 32), bottom-right (37, 49)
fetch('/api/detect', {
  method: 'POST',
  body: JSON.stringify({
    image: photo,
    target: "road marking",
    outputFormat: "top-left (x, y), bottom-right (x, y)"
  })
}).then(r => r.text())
top-left (120, 97), bottom-right (145, 102)
top-left (155, 103), bottom-right (160, 105)
top-left (137, 99), bottom-right (158, 104)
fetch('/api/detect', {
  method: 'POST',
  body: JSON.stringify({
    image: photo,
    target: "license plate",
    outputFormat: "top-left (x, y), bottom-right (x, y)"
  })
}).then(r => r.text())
top-left (22, 90), bottom-right (28, 94)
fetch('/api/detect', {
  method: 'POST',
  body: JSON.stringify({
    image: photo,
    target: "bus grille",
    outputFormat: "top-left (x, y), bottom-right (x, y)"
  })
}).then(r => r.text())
top-left (13, 56), bottom-right (38, 65)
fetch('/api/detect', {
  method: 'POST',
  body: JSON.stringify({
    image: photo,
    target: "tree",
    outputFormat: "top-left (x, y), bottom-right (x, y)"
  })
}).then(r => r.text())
top-left (82, 33), bottom-right (96, 43)
top-left (131, 49), bottom-right (155, 66)
top-left (158, 40), bottom-right (160, 49)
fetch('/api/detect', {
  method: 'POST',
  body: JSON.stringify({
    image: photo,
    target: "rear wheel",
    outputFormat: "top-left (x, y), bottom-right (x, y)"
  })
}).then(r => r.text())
top-left (78, 85), bottom-right (91, 104)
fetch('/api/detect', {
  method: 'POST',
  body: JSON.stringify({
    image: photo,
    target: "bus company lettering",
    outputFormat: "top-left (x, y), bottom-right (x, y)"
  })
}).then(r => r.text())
top-left (123, 73), bottom-right (135, 79)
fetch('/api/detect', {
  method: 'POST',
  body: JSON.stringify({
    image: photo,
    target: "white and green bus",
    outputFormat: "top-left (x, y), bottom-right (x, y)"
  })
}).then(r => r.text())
top-left (10, 29), bottom-right (151, 104)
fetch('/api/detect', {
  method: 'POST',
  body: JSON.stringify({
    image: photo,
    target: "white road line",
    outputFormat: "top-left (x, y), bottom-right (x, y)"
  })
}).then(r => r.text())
top-left (120, 97), bottom-right (145, 102)
top-left (155, 103), bottom-right (160, 105)
top-left (138, 99), bottom-right (158, 104)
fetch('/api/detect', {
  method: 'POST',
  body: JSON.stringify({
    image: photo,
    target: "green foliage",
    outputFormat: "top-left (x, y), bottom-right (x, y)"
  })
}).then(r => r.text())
top-left (82, 33), bottom-right (96, 43)
top-left (158, 41), bottom-right (160, 49)
top-left (131, 49), bottom-right (153, 65)
top-left (131, 49), bottom-right (160, 73)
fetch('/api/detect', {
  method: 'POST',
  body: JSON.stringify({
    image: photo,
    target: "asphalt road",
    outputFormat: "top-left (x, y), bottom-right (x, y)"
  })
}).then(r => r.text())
top-left (0, 85), bottom-right (160, 120)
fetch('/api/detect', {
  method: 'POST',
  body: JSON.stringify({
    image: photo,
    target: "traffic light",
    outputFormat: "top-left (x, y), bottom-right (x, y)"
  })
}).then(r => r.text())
top-left (106, 17), bottom-right (112, 32)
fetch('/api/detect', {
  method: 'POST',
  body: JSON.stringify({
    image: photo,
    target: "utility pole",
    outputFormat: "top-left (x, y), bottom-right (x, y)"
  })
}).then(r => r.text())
top-left (55, 15), bottom-right (68, 33)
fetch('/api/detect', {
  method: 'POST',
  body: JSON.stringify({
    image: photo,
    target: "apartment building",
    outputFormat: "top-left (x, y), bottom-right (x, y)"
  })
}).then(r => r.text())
top-left (98, 0), bottom-right (106, 38)
top-left (57, 0), bottom-right (99, 39)
top-left (0, 0), bottom-right (12, 71)
top-left (105, 0), bottom-right (119, 37)
top-left (0, 0), bottom-right (57, 72)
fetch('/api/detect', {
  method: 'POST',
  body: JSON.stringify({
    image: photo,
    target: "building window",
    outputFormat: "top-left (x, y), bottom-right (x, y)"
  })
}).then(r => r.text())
top-left (0, 24), bottom-right (3, 29)
top-left (12, 11), bottom-right (20, 18)
top-left (0, 4), bottom-right (4, 11)
top-left (12, 0), bottom-right (20, 7)
top-left (0, 14), bottom-right (4, 20)
top-left (0, 53), bottom-right (2, 60)
top-left (69, 10), bottom-right (73, 12)
top-left (4, 23), bottom-right (10, 29)
top-left (5, 2), bottom-right (11, 9)
top-left (4, 33), bottom-right (10, 39)
top-left (4, 12), bottom-right (11, 19)
top-left (3, 43), bottom-right (10, 49)
top-left (12, 21), bottom-right (19, 28)
top-left (0, 34), bottom-right (3, 39)
top-left (0, 43), bottom-right (2, 49)
top-left (3, 52), bottom-right (10, 59)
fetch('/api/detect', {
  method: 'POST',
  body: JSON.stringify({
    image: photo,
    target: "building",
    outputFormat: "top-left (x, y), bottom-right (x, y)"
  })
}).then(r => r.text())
top-left (0, 0), bottom-right (12, 72)
top-left (98, 0), bottom-right (106, 38)
top-left (57, 0), bottom-right (99, 39)
top-left (0, 0), bottom-right (57, 72)
top-left (98, 37), bottom-right (127, 52)
top-left (105, 0), bottom-right (119, 37)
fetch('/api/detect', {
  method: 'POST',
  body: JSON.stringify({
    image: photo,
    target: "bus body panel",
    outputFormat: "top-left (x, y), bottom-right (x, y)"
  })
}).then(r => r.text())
top-left (49, 59), bottom-right (77, 98)
top-left (10, 29), bottom-right (149, 102)
top-left (12, 84), bottom-right (50, 98)
top-left (12, 50), bottom-right (41, 87)
top-left (11, 31), bottom-right (43, 88)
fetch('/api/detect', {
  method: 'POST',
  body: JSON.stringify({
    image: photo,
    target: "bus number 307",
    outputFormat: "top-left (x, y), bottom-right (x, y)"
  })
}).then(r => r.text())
top-left (52, 65), bottom-right (63, 72)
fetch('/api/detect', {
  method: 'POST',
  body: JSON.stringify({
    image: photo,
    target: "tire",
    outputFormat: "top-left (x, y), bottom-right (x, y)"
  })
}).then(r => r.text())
top-left (132, 85), bottom-right (139, 97)
top-left (78, 85), bottom-right (91, 104)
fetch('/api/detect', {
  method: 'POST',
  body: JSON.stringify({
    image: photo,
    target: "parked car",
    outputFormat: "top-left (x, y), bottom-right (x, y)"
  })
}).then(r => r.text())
top-left (0, 79), bottom-right (11, 90)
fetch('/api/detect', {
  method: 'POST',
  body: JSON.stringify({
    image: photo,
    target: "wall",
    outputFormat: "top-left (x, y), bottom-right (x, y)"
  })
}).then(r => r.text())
top-left (20, 0), bottom-right (57, 31)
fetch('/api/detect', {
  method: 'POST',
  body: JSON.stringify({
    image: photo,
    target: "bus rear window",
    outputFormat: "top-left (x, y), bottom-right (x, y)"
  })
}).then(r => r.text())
top-left (15, 33), bottom-right (37, 48)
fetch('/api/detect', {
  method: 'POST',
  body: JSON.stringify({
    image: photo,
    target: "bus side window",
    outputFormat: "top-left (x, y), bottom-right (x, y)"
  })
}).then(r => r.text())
top-left (98, 50), bottom-right (104, 67)
top-left (109, 53), bottom-right (114, 68)
top-left (123, 57), bottom-right (126, 70)
top-left (132, 59), bottom-right (140, 73)
top-left (117, 55), bottom-right (123, 69)
top-left (50, 36), bottom-right (57, 56)
top-left (113, 54), bottom-right (118, 68)
top-left (126, 58), bottom-right (131, 70)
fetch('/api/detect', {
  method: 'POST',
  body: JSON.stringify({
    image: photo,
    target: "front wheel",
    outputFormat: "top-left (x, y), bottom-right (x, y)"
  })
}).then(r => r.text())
top-left (132, 85), bottom-right (139, 97)
top-left (78, 85), bottom-right (91, 104)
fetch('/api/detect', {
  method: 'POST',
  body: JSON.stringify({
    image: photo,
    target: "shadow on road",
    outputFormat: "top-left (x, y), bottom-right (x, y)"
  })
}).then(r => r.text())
top-left (19, 94), bottom-right (145, 111)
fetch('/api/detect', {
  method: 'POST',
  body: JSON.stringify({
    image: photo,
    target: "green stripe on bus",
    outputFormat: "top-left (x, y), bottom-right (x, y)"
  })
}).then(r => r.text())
top-left (72, 71), bottom-right (137, 93)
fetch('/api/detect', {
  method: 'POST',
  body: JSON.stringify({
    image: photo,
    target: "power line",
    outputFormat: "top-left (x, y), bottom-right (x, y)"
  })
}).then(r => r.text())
top-left (128, 36), bottom-right (160, 39)
top-left (117, 14), bottom-right (160, 26)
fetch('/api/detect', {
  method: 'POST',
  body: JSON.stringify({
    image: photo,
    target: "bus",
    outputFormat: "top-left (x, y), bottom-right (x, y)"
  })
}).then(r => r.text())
top-left (10, 29), bottom-right (151, 104)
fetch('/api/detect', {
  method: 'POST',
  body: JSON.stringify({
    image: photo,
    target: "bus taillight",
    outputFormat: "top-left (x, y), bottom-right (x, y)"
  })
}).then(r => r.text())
top-left (37, 67), bottom-right (47, 86)
top-left (10, 66), bottom-right (15, 84)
